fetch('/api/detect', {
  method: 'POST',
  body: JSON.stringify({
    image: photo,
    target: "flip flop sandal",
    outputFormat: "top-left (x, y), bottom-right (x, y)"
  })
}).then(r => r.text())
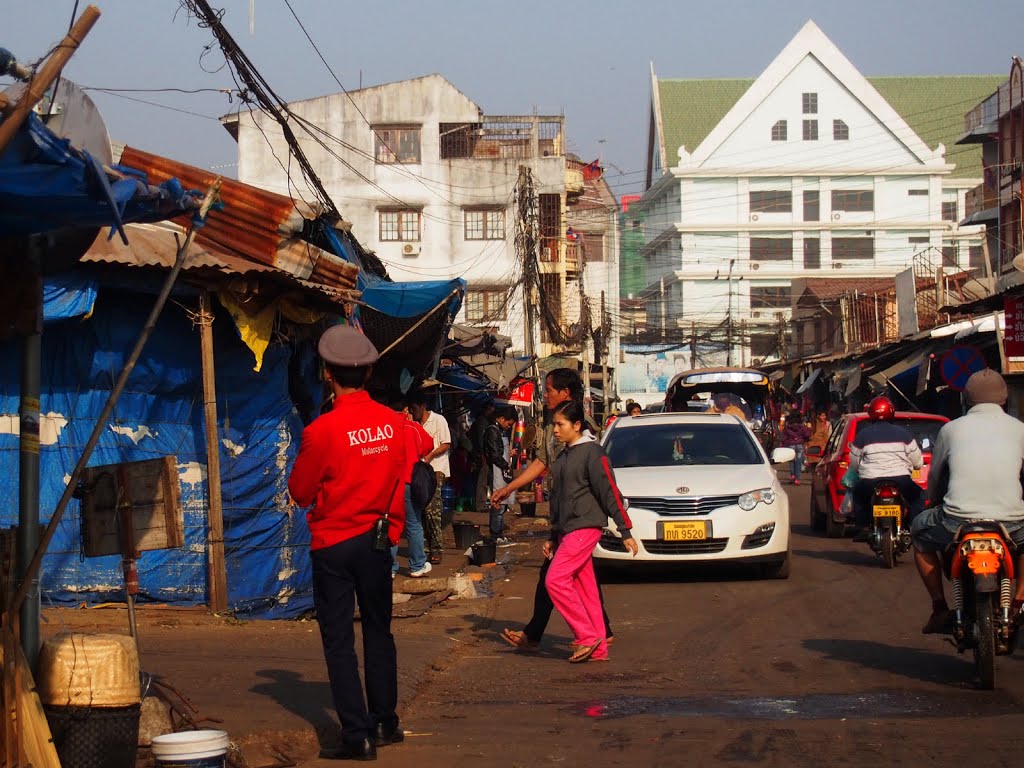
top-left (569, 639), bottom-right (603, 664)
top-left (501, 629), bottom-right (538, 650)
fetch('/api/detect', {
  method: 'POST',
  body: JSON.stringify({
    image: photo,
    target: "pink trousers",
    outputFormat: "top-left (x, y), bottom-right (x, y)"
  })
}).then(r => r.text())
top-left (545, 528), bottom-right (607, 659)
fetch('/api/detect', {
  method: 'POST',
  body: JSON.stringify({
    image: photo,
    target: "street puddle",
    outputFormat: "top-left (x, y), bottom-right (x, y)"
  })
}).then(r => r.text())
top-left (574, 691), bottom-right (1020, 721)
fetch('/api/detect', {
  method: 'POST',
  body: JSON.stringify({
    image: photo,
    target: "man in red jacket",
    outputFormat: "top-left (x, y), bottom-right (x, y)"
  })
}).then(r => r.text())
top-left (289, 325), bottom-right (408, 761)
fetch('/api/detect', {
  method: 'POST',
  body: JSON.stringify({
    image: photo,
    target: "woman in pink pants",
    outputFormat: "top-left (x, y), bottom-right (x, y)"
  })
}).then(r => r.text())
top-left (544, 400), bottom-right (638, 663)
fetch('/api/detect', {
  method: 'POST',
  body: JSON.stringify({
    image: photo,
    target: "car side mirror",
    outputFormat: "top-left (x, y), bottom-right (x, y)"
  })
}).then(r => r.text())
top-left (771, 447), bottom-right (796, 464)
top-left (805, 445), bottom-right (823, 457)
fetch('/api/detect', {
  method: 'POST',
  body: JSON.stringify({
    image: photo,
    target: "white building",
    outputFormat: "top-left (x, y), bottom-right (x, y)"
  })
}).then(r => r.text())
top-left (637, 21), bottom-right (1003, 365)
top-left (221, 74), bottom-right (614, 359)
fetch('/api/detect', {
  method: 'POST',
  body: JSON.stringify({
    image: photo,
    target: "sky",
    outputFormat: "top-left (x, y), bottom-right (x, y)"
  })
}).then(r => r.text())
top-left (3, 0), bottom-right (1021, 204)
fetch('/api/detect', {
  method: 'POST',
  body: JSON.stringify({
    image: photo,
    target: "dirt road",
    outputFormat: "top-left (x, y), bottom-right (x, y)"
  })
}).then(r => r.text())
top-left (391, 481), bottom-right (1024, 766)
top-left (44, 483), bottom-right (1024, 766)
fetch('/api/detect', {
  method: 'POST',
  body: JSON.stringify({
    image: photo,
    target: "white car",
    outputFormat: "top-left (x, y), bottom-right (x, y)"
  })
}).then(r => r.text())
top-left (595, 412), bottom-right (794, 579)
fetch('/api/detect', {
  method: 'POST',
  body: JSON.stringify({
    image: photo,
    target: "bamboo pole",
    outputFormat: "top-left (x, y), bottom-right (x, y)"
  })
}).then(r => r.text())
top-left (199, 290), bottom-right (228, 613)
top-left (8, 180), bottom-right (222, 621)
top-left (0, 5), bottom-right (101, 155)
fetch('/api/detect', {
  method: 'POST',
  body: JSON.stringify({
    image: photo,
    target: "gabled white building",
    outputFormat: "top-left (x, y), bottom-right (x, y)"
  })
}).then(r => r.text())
top-left (637, 21), bottom-right (1003, 365)
top-left (221, 74), bottom-right (612, 357)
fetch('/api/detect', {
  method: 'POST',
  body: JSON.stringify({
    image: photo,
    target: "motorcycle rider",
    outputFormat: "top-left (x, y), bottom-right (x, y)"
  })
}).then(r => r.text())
top-left (848, 395), bottom-right (924, 542)
top-left (912, 369), bottom-right (1024, 634)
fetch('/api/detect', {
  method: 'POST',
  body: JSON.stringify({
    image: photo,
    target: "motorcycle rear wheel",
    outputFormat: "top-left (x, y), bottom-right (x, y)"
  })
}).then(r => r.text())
top-left (975, 594), bottom-right (997, 690)
top-left (879, 528), bottom-right (896, 569)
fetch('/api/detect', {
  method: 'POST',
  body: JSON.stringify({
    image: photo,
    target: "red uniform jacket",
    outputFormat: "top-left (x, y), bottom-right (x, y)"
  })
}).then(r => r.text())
top-left (289, 390), bottom-right (408, 549)
top-left (404, 419), bottom-right (434, 465)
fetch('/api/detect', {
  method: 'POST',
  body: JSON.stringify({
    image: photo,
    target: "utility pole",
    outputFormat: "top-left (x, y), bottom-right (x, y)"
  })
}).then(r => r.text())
top-left (516, 165), bottom-right (538, 381)
top-left (601, 291), bottom-right (610, 419)
top-left (740, 320), bottom-right (747, 367)
top-left (690, 322), bottom-right (697, 369)
top-left (776, 312), bottom-right (788, 361)
top-left (726, 259), bottom-right (735, 366)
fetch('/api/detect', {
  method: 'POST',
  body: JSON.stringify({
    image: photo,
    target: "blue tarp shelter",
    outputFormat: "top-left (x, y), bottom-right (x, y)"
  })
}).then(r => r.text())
top-left (0, 271), bottom-right (317, 618)
top-left (0, 112), bottom-right (200, 241)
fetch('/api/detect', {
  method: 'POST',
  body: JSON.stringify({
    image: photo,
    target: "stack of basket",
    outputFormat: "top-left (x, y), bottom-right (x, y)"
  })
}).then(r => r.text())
top-left (37, 633), bottom-right (141, 768)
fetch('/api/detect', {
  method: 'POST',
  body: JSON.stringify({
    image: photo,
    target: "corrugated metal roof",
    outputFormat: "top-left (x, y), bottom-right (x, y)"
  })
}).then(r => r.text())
top-left (118, 147), bottom-right (358, 289)
top-left (82, 222), bottom-right (358, 306)
top-left (795, 277), bottom-right (897, 302)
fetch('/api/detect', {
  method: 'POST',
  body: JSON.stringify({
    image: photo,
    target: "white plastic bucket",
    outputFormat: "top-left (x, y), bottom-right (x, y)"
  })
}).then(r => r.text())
top-left (151, 730), bottom-right (229, 768)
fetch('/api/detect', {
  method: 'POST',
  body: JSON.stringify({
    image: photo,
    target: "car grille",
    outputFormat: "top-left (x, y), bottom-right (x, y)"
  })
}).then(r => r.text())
top-left (629, 496), bottom-right (741, 517)
top-left (641, 538), bottom-right (729, 555)
top-left (598, 533), bottom-right (628, 553)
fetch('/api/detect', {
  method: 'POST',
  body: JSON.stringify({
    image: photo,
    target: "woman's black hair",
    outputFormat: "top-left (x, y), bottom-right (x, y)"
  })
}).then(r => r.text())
top-left (552, 399), bottom-right (585, 427)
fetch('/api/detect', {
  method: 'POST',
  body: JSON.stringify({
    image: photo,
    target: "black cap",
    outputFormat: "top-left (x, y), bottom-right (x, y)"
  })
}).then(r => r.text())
top-left (318, 324), bottom-right (379, 367)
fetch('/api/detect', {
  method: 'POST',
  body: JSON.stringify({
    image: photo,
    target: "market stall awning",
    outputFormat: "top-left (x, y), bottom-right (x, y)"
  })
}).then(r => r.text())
top-left (868, 346), bottom-right (932, 387)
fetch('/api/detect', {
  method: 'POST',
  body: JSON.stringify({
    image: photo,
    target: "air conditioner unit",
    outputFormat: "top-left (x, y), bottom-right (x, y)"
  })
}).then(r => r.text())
top-left (751, 311), bottom-right (762, 318)
top-left (832, 212), bottom-right (842, 221)
top-left (750, 213), bottom-right (759, 222)
top-left (401, 243), bottom-right (421, 256)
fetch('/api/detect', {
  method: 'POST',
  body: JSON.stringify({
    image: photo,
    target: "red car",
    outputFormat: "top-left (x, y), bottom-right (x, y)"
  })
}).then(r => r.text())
top-left (809, 411), bottom-right (949, 538)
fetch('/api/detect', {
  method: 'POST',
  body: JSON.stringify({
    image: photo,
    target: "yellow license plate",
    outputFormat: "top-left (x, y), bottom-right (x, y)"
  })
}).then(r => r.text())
top-left (660, 521), bottom-right (708, 541)
top-left (873, 504), bottom-right (901, 518)
top-left (912, 468), bottom-right (922, 481)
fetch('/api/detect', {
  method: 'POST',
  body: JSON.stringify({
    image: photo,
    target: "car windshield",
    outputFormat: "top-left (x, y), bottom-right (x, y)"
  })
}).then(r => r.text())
top-left (606, 423), bottom-right (764, 467)
top-left (893, 418), bottom-right (945, 453)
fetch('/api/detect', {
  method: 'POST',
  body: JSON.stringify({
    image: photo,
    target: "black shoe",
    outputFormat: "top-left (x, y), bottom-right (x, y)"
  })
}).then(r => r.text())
top-left (373, 722), bottom-right (405, 747)
top-left (851, 527), bottom-right (872, 543)
top-left (922, 609), bottom-right (955, 635)
top-left (319, 738), bottom-right (377, 761)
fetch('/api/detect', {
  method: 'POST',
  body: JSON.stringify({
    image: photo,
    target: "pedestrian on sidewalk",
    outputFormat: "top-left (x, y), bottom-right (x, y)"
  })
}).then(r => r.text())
top-left (544, 399), bottom-right (637, 662)
top-left (780, 406), bottom-right (811, 484)
top-left (492, 368), bottom-right (614, 651)
top-left (390, 397), bottom-right (435, 578)
top-left (409, 391), bottom-right (451, 565)
top-left (485, 405), bottom-right (517, 543)
top-left (470, 401), bottom-right (496, 510)
top-left (288, 325), bottom-right (408, 761)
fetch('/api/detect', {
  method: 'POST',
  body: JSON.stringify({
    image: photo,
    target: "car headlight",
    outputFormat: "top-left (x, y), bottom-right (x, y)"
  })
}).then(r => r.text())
top-left (738, 488), bottom-right (776, 511)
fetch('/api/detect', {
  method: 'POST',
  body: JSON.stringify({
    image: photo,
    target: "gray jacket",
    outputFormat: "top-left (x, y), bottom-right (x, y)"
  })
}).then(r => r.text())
top-left (549, 436), bottom-right (632, 539)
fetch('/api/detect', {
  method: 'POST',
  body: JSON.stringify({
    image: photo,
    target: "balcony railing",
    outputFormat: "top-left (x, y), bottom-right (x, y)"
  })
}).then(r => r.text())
top-left (964, 90), bottom-right (1001, 134)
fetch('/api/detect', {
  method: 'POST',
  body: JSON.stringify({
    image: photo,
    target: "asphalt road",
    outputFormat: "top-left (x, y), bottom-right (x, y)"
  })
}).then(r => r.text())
top-left (389, 479), bottom-right (1024, 767)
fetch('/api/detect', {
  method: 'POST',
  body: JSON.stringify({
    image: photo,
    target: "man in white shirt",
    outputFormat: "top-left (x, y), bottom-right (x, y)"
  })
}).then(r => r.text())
top-left (409, 392), bottom-right (451, 565)
top-left (913, 369), bottom-right (1024, 634)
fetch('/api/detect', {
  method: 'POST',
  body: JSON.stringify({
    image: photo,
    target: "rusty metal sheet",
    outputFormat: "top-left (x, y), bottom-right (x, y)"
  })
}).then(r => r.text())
top-left (118, 147), bottom-right (356, 288)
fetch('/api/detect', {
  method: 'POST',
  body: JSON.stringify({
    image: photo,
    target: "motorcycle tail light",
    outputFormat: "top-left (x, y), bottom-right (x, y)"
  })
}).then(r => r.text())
top-left (876, 486), bottom-right (899, 500)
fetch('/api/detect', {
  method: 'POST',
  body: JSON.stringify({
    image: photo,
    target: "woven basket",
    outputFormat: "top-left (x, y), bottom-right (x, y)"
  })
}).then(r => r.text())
top-left (45, 704), bottom-right (140, 768)
top-left (38, 633), bottom-right (140, 707)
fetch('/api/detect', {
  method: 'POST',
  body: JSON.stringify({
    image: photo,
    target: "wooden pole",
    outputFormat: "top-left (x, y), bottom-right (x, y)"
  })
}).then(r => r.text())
top-left (199, 290), bottom-right (228, 614)
top-left (0, 5), bottom-right (101, 154)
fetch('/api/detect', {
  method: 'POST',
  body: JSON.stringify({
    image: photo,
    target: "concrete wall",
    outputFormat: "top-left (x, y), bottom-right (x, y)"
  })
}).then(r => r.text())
top-left (233, 75), bottom-right (567, 349)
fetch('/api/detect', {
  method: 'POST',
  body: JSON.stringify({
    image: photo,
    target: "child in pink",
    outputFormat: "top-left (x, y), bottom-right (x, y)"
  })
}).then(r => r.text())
top-left (544, 400), bottom-right (638, 663)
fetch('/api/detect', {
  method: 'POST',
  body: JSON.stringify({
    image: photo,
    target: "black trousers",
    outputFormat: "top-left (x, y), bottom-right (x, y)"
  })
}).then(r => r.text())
top-left (523, 555), bottom-right (613, 643)
top-left (852, 475), bottom-right (923, 527)
top-left (311, 530), bottom-right (398, 745)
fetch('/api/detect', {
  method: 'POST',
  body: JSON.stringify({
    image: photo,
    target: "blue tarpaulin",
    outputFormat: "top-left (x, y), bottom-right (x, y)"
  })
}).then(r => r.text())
top-left (361, 277), bottom-right (466, 319)
top-left (0, 272), bottom-right (315, 618)
top-left (0, 112), bottom-right (199, 240)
